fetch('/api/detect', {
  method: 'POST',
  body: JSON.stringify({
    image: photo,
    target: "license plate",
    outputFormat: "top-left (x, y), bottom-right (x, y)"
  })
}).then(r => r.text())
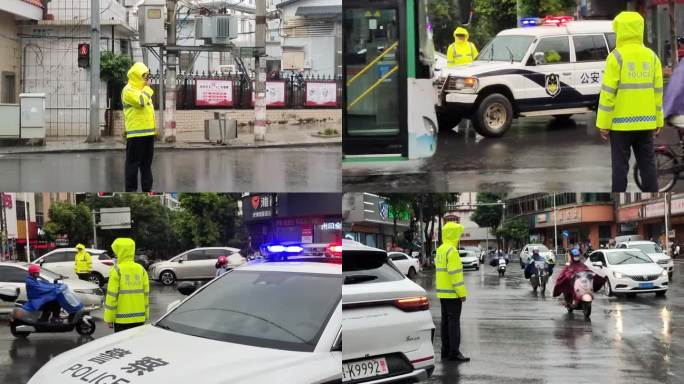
top-left (342, 357), bottom-right (389, 382)
top-left (639, 282), bottom-right (654, 288)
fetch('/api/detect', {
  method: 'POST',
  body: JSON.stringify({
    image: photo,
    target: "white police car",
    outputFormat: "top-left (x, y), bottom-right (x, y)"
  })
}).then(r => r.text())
top-left (435, 16), bottom-right (614, 137)
top-left (28, 244), bottom-right (342, 384)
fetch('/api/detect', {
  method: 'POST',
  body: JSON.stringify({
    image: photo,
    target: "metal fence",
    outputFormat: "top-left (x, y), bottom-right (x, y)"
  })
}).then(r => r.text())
top-left (109, 71), bottom-right (343, 110)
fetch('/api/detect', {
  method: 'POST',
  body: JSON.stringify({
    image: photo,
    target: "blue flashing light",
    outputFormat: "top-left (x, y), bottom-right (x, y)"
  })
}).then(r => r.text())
top-left (520, 17), bottom-right (539, 27)
top-left (263, 242), bottom-right (304, 255)
top-left (285, 245), bottom-right (304, 253)
top-left (266, 244), bottom-right (286, 253)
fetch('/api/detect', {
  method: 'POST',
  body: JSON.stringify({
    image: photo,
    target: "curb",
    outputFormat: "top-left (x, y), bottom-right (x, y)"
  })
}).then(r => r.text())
top-left (0, 141), bottom-right (341, 155)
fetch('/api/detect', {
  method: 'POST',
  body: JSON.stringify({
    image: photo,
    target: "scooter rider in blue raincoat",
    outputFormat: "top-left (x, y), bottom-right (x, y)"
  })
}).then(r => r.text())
top-left (24, 264), bottom-right (83, 322)
top-left (524, 247), bottom-right (553, 278)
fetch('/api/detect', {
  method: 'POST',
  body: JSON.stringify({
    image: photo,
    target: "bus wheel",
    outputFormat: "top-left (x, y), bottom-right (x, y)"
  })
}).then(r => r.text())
top-left (472, 94), bottom-right (513, 138)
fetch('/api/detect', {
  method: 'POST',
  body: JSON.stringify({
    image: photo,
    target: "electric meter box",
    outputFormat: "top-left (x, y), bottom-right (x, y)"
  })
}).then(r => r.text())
top-left (196, 15), bottom-right (238, 45)
top-left (19, 93), bottom-right (46, 139)
top-left (139, 0), bottom-right (166, 46)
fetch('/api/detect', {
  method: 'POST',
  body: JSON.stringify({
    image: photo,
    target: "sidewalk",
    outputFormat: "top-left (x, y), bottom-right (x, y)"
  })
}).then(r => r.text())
top-left (0, 125), bottom-right (340, 155)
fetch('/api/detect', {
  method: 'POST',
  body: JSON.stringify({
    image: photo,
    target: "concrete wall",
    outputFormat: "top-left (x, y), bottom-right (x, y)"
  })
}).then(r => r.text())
top-left (0, 11), bottom-right (21, 103)
top-left (110, 108), bottom-right (341, 137)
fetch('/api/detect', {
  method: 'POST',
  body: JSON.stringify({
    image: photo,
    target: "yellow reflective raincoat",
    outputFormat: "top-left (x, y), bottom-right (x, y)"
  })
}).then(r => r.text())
top-left (122, 62), bottom-right (156, 139)
top-left (74, 244), bottom-right (92, 274)
top-left (447, 27), bottom-right (478, 67)
top-left (104, 238), bottom-right (149, 324)
top-left (596, 12), bottom-right (663, 131)
top-left (435, 222), bottom-right (468, 299)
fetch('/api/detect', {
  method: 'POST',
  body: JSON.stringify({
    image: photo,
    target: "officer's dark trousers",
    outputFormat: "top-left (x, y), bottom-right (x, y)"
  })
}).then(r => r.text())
top-left (610, 130), bottom-right (658, 192)
top-left (125, 135), bottom-right (154, 192)
top-left (114, 322), bottom-right (144, 333)
top-left (440, 298), bottom-right (463, 356)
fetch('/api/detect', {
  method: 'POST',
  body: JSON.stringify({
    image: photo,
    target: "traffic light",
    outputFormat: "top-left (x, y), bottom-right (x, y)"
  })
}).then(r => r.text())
top-left (78, 43), bottom-right (90, 68)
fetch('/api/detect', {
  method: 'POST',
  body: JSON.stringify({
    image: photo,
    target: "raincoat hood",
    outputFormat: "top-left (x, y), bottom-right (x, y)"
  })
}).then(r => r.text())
top-left (112, 237), bottom-right (135, 264)
top-left (75, 243), bottom-right (85, 250)
top-left (127, 62), bottom-right (150, 90)
top-left (453, 27), bottom-right (469, 42)
top-left (613, 11), bottom-right (644, 48)
top-left (442, 222), bottom-right (464, 246)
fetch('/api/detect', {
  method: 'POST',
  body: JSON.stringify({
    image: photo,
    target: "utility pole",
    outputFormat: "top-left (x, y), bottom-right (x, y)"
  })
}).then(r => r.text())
top-left (164, 0), bottom-right (177, 142)
top-left (553, 193), bottom-right (558, 255)
top-left (254, 0), bottom-right (267, 141)
top-left (92, 210), bottom-right (98, 249)
top-left (23, 193), bottom-right (30, 262)
top-left (88, 0), bottom-right (101, 143)
top-left (665, 194), bottom-right (671, 256)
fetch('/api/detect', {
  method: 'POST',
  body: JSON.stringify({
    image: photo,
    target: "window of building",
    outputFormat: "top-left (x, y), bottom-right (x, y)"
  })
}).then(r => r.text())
top-left (581, 193), bottom-right (612, 203)
top-left (16, 201), bottom-right (27, 220)
top-left (1, 72), bottom-right (16, 104)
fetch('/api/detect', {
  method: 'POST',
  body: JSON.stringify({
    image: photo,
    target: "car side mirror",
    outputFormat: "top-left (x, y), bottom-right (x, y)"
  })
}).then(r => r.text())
top-left (592, 261), bottom-right (604, 268)
top-left (177, 282), bottom-right (196, 296)
top-left (177, 258), bottom-right (184, 264)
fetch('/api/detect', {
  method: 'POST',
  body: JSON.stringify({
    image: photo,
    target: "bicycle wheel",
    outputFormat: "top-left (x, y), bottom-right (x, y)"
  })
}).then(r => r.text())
top-left (633, 150), bottom-right (678, 192)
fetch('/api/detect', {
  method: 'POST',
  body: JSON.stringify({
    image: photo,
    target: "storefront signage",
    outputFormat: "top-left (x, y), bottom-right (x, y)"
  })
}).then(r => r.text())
top-left (536, 213), bottom-right (547, 224)
top-left (276, 217), bottom-right (325, 226)
top-left (242, 194), bottom-right (274, 221)
top-left (618, 205), bottom-right (642, 223)
top-left (644, 202), bottom-right (665, 219)
top-left (671, 197), bottom-right (684, 215)
top-left (557, 207), bottom-right (580, 224)
top-left (196, 79), bottom-right (234, 106)
top-left (301, 227), bottom-right (313, 243)
top-left (304, 82), bottom-right (337, 107)
top-left (320, 221), bottom-right (342, 230)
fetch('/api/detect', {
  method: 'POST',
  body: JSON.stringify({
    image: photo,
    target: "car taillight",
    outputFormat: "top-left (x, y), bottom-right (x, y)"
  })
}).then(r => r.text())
top-left (101, 260), bottom-right (114, 266)
top-left (394, 296), bottom-right (429, 312)
top-left (326, 242), bottom-right (342, 257)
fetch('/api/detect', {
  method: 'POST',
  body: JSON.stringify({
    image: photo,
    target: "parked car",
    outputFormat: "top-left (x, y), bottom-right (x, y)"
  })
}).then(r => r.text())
top-left (586, 249), bottom-right (668, 297)
top-left (0, 262), bottom-right (104, 313)
top-left (615, 240), bottom-right (674, 280)
top-left (27, 253), bottom-right (341, 384)
top-left (148, 247), bottom-right (246, 285)
top-left (343, 240), bottom-right (435, 383)
top-left (33, 248), bottom-right (113, 287)
top-left (387, 252), bottom-right (421, 279)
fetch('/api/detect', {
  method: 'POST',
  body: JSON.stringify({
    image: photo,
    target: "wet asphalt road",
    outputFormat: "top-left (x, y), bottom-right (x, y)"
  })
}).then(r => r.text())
top-left (343, 113), bottom-right (683, 192)
top-left (418, 258), bottom-right (684, 384)
top-left (0, 145), bottom-right (341, 192)
top-left (0, 283), bottom-right (184, 384)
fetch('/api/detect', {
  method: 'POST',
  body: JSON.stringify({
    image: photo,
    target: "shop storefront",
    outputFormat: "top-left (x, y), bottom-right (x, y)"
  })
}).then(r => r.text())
top-left (343, 193), bottom-right (410, 250)
top-left (242, 193), bottom-right (342, 248)
top-left (534, 205), bottom-right (615, 249)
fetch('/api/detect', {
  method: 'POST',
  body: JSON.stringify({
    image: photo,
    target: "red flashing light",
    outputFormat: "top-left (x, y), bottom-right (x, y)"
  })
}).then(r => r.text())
top-left (541, 16), bottom-right (573, 26)
top-left (394, 296), bottom-right (430, 312)
top-left (326, 242), bottom-right (342, 257)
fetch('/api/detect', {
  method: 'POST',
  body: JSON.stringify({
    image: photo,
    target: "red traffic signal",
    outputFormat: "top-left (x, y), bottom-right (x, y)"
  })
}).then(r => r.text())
top-left (78, 43), bottom-right (90, 68)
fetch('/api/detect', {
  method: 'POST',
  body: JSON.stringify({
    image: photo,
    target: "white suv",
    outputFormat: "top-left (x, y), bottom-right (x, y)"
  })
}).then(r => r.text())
top-left (149, 247), bottom-right (246, 285)
top-left (34, 248), bottom-right (113, 287)
top-left (615, 240), bottom-right (674, 279)
top-left (435, 17), bottom-right (613, 137)
top-left (343, 240), bottom-right (435, 383)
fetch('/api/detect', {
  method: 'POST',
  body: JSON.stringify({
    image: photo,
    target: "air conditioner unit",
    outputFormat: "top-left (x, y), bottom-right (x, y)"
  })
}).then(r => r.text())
top-left (195, 15), bottom-right (238, 45)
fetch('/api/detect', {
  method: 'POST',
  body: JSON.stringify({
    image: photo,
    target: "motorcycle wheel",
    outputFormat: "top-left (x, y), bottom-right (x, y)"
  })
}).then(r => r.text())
top-left (76, 319), bottom-right (96, 336)
top-left (10, 323), bottom-right (30, 338)
top-left (582, 301), bottom-right (592, 318)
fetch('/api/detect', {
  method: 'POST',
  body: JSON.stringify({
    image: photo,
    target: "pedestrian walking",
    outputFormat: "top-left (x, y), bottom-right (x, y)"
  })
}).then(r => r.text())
top-left (596, 11), bottom-right (664, 192)
top-left (74, 244), bottom-right (91, 281)
top-left (122, 62), bottom-right (156, 192)
top-left (435, 222), bottom-right (470, 363)
top-left (675, 243), bottom-right (681, 259)
top-left (104, 238), bottom-right (149, 333)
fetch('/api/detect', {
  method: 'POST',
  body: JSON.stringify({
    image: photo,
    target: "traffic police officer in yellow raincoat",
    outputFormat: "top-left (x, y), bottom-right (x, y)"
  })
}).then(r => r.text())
top-left (104, 238), bottom-right (149, 332)
top-left (597, 11), bottom-right (664, 192)
top-left (447, 27), bottom-right (478, 67)
top-left (122, 62), bottom-right (156, 192)
top-left (435, 221), bottom-right (470, 362)
top-left (74, 243), bottom-right (92, 281)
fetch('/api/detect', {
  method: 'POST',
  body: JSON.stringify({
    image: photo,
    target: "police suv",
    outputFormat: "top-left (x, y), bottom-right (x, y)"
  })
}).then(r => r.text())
top-left (28, 244), bottom-right (342, 384)
top-left (435, 16), bottom-right (615, 137)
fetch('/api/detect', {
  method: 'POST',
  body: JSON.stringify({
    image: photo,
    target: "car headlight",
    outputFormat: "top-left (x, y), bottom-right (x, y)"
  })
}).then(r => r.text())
top-left (446, 76), bottom-right (478, 91)
top-left (662, 269), bottom-right (668, 277)
top-left (613, 271), bottom-right (624, 279)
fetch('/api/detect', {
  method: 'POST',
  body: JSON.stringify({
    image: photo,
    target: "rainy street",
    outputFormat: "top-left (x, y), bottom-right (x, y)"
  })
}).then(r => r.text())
top-left (418, 257), bottom-right (684, 384)
top-left (343, 114), bottom-right (683, 193)
top-left (0, 145), bottom-right (341, 192)
top-left (0, 283), bottom-right (185, 384)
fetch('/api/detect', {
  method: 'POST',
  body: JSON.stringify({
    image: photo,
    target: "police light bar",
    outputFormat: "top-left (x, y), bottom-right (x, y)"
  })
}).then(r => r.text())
top-left (326, 242), bottom-right (342, 257)
top-left (542, 16), bottom-right (573, 26)
top-left (520, 17), bottom-right (539, 27)
top-left (265, 243), bottom-right (304, 254)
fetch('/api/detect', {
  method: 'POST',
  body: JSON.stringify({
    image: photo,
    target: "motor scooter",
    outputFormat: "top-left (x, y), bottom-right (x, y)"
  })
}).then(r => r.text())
top-left (529, 260), bottom-right (548, 293)
top-left (0, 285), bottom-right (96, 338)
top-left (564, 271), bottom-right (595, 319)
top-left (497, 257), bottom-right (507, 277)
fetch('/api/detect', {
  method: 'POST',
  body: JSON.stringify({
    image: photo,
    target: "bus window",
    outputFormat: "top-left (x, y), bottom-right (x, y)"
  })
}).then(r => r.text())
top-left (344, 7), bottom-right (400, 137)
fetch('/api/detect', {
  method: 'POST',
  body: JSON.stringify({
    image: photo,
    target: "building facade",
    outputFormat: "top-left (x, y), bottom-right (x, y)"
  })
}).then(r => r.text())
top-left (343, 193), bottom-right (410, 250)
top-left (616, 193), bottom-right (684, 246)
top-left (505, 193), bottom-right (616, 251)
top-left (444, 193), bottom-right (494, 249)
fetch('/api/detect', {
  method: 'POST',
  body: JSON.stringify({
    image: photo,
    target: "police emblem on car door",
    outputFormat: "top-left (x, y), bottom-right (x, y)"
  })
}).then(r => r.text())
top-left (545, 73), bottom-right (561, 97)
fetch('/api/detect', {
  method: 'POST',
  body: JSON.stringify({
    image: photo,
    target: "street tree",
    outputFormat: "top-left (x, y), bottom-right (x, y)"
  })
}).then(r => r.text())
top-left (176, 193), bottom-right (242, 248)
top-left (428, 0), bottom-right (462, 53)
top-left (383, 194), bottom-right (414, 243)
top-left (471, 0), bottom-right (517, 48)
top-left (497, 217), bottom-right (530, 249)
top-left (519, 0), bottom-right (576, 17)
top-left (471, 192), bottom-right (506, 246)
top-left (44, 202), bottom-right (93, 246)
top-left (412, 193), bottom-right (459, 263)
